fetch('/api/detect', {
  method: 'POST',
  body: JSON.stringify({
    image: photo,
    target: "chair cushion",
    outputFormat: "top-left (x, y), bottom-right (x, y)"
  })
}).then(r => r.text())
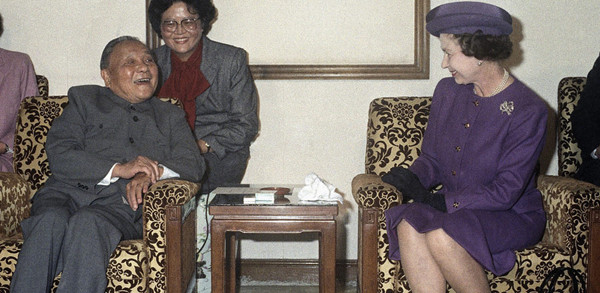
top-left (105, 239), bottom-right (148, 292)
top-left (0, 237), bottom-right (21, 291)
top-left (489, 244), bottom-right (571, 292)
top-left (0, 173), bottom-right (31, 238)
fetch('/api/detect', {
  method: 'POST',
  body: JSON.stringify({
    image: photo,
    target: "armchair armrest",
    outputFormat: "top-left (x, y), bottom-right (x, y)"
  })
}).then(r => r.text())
top-left (537, 175), bottom-right (600, 259)
top-left (352, 173), bottom-right (403, 292)
top-left (538, 175), bottom-right (600, 293)
top-left (352, 173), bottom-right (402, 210)
top-left (143, 179), bottom-right (201, 293)
top-left (0, 172), bottom-right (33, 237)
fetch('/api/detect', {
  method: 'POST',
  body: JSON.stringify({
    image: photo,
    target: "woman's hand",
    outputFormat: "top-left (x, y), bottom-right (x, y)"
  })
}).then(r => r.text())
top-left (197, 139), bottom-right (210, 154)
top-left (382, 167), bottom-right (429, 202)
top-left (382, 167), bottom-right (447, 212)
top-left (126, 172), bottom-right (153, 211)
top-left (421, 193), bottom-right (447, 212)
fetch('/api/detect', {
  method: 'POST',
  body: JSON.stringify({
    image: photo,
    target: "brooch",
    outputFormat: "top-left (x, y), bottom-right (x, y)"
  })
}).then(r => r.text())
top-left (500, 101), bottom-right (514, 116)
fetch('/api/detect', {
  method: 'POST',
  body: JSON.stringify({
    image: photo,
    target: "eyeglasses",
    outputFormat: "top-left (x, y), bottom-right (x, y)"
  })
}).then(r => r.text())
top-left (161, 18), bottom-right (200, 33)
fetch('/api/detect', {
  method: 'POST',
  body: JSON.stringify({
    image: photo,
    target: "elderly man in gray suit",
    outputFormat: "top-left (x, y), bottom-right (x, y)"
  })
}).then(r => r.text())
top-left (10, 36), bottom-right (205, 293)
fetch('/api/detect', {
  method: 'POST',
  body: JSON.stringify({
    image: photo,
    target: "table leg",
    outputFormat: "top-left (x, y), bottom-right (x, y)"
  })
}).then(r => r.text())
top-left (227, 232), bottom-right (238, 293)
top-left (320, 221), bottom-right (337, 293)
top-left (211, 220), bottom-right (226, 293)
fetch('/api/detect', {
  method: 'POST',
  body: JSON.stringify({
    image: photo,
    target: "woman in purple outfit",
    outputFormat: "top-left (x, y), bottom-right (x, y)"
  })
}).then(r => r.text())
top-left (382, 2), bottom-right (548, 292)
top-left (0, 13), bottom-right (39, 172)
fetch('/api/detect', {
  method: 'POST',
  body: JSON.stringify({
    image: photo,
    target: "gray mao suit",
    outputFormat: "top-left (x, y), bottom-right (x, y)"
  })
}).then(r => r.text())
top-left (10, 85), bottom-right (204, 293)
top-left (154, 36), bottom-right (259, 193)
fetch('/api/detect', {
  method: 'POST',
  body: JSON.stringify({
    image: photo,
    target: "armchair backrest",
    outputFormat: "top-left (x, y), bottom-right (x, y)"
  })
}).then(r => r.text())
top-left (365, 97), bottom-right (432, 176)
top-left (557, 77), bottom-right (587, 177)
top-left (13, 96), bottom-right (69, 192)
top-left (13, 95), bottom-right (183, 193)
top-left (36, 75), bottom-right (49, 97)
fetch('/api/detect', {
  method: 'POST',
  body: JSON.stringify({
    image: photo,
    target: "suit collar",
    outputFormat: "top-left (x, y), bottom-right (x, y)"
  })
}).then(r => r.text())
top-left (102, 86), bottom-right (153, 111)
top-left (200, 36), bottom-right (219, 85)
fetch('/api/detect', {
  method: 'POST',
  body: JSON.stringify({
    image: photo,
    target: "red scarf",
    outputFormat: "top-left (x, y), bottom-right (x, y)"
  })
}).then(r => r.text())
top-left (158, 40), bottom-right (210, 130)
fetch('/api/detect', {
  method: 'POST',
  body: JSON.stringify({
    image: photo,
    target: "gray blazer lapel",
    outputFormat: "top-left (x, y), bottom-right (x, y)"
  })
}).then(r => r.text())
top-left (154, 45), bottom-right (172, 85)
top-left (200, 36), bottom-right (220, 85)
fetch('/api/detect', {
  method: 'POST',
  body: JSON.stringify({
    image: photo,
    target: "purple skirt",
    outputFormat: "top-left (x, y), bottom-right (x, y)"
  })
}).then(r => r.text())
top-left (384, 203), bottom-right (546, 275)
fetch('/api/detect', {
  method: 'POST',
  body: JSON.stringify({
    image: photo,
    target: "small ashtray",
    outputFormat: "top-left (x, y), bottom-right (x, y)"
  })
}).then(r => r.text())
top-left (260, 187), bottom-right (291, 199)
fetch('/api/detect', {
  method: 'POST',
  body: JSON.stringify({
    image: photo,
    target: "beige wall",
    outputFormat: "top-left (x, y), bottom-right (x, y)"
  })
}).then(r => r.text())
top-left (2, 0), bottom-right (600, 261)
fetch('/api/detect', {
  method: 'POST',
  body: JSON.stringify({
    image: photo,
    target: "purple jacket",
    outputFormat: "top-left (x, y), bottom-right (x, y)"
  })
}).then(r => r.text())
top-left (0, 48), bottom-right (39, 172)
top-left (409, 77), bottom-right (548, 214)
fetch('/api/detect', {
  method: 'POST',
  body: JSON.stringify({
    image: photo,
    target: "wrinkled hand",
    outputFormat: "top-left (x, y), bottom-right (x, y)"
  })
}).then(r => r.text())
top-left (126, 172), bottom-right (152, 211)
top-left (113, 156), bottom-right (160, 183)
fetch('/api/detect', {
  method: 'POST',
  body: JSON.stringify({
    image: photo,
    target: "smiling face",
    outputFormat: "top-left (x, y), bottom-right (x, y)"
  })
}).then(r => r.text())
top-left (161, 1), bottom-right (203, 61)
top-left (101, 40), bottom-right (159, 104)
top-left (439, 33), bottom-right (481, 85)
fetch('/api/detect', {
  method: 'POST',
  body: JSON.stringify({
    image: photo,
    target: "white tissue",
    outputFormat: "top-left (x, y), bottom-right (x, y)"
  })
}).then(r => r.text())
top-left (298, 173), bottom-right (343, 203)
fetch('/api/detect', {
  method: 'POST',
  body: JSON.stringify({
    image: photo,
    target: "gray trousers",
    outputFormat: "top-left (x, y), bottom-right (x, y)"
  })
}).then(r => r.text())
top-left (201, 148), bottom-right (249, 193)
top-left (10, 193), bottom-right (142, 293)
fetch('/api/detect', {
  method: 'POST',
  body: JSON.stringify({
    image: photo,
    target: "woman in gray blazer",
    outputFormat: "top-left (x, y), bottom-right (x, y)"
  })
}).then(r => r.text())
top-left (148, 0), bottom-right (259, 193)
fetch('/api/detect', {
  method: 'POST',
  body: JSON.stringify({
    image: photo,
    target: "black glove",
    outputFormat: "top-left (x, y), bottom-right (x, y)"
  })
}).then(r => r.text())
top-left (421, 193), bottom-right (447, 213)
top-left (382, 167), bottom-right (429, 202)
top-left (382, 167), bottom-right (447, 212)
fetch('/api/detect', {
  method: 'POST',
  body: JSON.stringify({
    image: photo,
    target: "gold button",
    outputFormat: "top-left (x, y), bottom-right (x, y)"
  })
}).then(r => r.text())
top-left (473, 100), bottom-right (480, 106)
top-left (464, 123), bottom-right (470, 128)
top-left (453, 202), bottom-right (459, 208)
top-left (455, 146), bottom-right (461, 152)
top-left (451, 170), bottom-right (456, 176)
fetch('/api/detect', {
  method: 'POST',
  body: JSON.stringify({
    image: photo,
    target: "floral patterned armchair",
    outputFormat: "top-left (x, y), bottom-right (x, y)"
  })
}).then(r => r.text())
top-left (352, 95), bottom-right (600, 292)
top-left (36, 75), bottom-right (48, 97)
top-left (0, 94), bottom-right (200, 293)
top-left (558, 76), bottom-right (600, 292)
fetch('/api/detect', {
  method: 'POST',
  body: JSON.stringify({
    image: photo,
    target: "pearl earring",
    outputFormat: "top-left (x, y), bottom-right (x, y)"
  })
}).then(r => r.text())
top-left (478, 61), bottom-right (483, 66)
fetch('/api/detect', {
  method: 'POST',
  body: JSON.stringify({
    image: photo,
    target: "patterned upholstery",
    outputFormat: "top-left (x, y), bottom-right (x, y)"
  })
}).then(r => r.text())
top-left (557, 77), bottom-right (587, 177)
top-left (36, 75), bottom-right (49, 97)
top-left (557, 77), bottom-right (600, 292)
top-left (0, 95), bottom-right (199, 293)
top-left (353, 96), bottom-right (599, 292)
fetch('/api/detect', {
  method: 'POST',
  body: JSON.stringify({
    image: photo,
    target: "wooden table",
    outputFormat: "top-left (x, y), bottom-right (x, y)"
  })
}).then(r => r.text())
top-left (209, 186), bottom-right (339, 293)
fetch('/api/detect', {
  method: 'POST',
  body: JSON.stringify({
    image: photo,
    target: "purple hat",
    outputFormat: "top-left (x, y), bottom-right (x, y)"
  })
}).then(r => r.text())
top-left (426, 1), bottom-right (512, 37)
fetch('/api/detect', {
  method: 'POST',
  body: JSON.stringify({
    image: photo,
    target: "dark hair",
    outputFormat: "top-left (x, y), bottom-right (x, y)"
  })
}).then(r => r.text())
top-left (100, 36), bottom-right (142, 70)
top-left (0, 13), bottom-right (4, 38)
top-left (453, 31), bottom-right (512, 61)
top-left (148, 0), bottom-right (216, 39)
